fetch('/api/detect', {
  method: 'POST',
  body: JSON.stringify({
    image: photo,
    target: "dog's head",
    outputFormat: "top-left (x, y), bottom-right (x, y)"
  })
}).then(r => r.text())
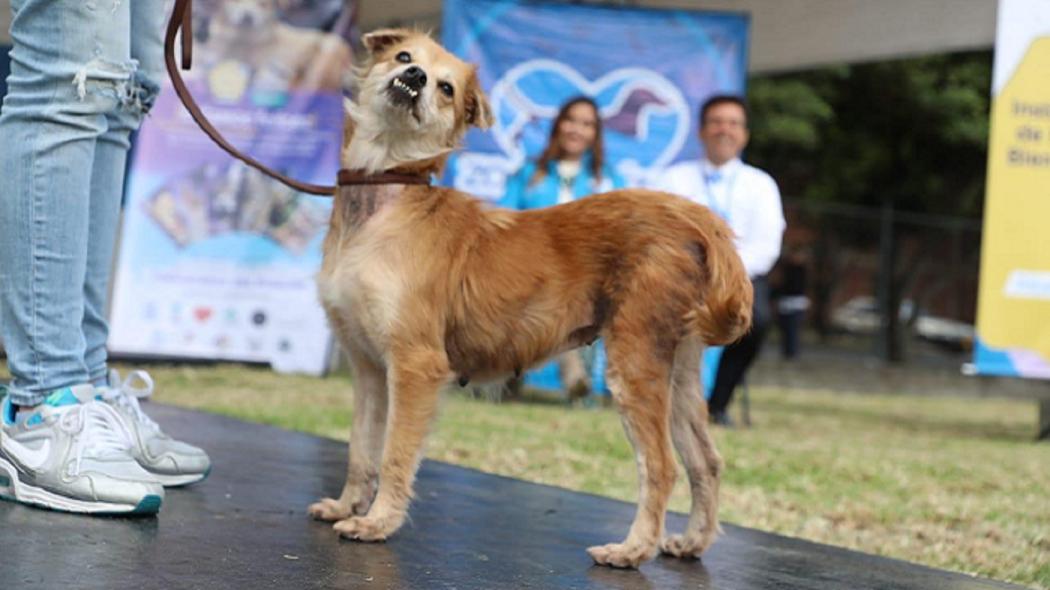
top-left (343, 29), bottom-right (493, 172)
top-left (216, 0), bottom-right (280, 30)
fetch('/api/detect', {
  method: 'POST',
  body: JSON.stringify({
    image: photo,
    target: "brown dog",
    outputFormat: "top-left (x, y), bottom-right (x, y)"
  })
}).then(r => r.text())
top-left (308, 28), bottom-right (753, 569)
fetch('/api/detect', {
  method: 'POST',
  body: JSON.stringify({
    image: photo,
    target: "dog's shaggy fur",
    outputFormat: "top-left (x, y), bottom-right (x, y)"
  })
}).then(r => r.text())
top-left (308, 29), bottom-right (753, 569)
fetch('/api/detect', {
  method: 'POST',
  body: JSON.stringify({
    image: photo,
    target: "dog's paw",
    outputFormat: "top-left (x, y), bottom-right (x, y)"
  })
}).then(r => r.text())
top-left (350, 495), bottom-right (374, 516)
top-left (348, 481), bottom-right (378, 515)
top-left (308, 498), bottom-right (352, 522)
top-left (587, 542), bottom-right (657, 569)
top-left (333, 513), bottom-right (402, 542)
top-left (659, 533), bottom-right (712, 559)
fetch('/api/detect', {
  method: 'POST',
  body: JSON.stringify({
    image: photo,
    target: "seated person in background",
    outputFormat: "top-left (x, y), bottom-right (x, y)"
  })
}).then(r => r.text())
top-left (657, 95), bottom-right (785, 426)
top-left (770, 245), bottom-right (810, 361)
top-left (499, 96), bottom-right (625, 400)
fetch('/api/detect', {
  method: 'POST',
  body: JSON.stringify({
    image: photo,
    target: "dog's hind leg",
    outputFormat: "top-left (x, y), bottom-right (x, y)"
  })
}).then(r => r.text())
top-left (661, 335), bottom-right (724, 558)
top-left (309, 344), bottom-right (389, 521)
top-left (333, 344), bottom-right (451, 542)
top-left (587, 325), bottom-right (677, 568)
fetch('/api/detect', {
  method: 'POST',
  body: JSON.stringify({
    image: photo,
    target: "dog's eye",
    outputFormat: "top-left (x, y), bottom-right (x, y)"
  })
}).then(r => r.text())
top-left (396, 51), bottom-right (411, 64)
top-left (438, 81), bottom-right (454, 98)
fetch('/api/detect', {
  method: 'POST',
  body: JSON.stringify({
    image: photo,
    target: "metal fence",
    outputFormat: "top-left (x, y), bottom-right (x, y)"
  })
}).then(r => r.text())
top-left (771, 198), bottom-right (983, 367)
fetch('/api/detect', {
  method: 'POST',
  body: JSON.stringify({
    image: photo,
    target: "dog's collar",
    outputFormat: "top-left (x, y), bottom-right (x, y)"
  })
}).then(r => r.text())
top-left (337, 168), bottom-right (432, 187)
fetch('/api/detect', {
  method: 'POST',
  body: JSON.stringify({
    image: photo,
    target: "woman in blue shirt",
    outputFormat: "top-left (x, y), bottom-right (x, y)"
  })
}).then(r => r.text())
top-left (500, 96), bottom-right (625, 210)
top-left (499, 96), bottom-right (625, 400)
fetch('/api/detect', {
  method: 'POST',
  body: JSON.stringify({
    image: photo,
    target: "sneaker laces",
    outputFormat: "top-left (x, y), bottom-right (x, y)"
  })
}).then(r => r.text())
top-left (100, 370), bottom-right (161, 434)
top-left (58, 402), bottom-right (132, 476)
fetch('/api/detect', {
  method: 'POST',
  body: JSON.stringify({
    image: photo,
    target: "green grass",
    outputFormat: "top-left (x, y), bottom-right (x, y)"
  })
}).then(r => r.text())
top-left (12, 362), bottom-right (1049, 588)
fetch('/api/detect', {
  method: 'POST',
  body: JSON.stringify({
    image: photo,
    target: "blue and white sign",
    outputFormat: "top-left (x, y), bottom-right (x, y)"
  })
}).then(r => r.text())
top-left (442, 0), bottom-right (749, 198)
top-left (441, 0), bottom-right (748, 395)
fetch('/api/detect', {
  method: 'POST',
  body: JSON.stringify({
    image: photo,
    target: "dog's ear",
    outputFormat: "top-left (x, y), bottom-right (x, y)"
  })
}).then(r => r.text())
top-left (465, 68), bottom-right (493, 129)
top-left (361, 29), bottom-right (412, 55)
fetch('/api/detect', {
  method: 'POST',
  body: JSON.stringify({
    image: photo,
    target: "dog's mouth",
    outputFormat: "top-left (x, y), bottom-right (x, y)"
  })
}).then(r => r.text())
top-left (388, 78), bottom-right (419, 102)
top-left (387, 68), bottom-right (424, 101)
top-left (388, 80), bottom-right (423, 123)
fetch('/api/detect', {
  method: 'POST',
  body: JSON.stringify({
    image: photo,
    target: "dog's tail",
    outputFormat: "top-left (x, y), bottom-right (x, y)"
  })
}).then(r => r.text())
top-left (684, 209), bottom-right (753, 346)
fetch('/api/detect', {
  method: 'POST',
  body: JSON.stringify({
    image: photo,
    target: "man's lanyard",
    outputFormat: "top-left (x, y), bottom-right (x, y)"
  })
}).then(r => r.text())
top-left (702, 166), bottom-right (739, 224)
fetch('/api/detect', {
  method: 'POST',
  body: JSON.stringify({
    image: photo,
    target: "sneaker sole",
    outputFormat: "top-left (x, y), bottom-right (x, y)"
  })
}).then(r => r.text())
top-left (148, 465), bottom-right (211, 488)
top-left (0, 458), bottom-right (163, 516)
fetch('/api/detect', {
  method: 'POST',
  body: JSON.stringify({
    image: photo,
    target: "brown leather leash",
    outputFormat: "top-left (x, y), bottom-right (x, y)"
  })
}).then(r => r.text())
top-left (163, 0), bottom-right (430, 195)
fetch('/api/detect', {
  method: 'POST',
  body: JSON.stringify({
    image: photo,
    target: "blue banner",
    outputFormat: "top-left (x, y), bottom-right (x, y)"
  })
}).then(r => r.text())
top-left (442, 0), bottom-right (749, 199)
top-left (442, 0), bottom-right (748, 394)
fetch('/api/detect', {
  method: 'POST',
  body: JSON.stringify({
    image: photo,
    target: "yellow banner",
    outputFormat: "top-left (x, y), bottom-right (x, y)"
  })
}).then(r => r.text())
top-left (976, 26), bottom-right (1050, 378)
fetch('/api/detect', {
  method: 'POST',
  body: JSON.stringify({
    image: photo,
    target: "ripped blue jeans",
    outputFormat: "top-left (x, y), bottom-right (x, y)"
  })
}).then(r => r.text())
top-left (0, 0), bottom-right (166, 405)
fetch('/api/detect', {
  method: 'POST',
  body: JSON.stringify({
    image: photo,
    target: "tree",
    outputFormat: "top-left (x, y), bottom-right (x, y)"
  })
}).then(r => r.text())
top-left (745, 52), bottom-right (992, 361)
top-left (748, 51), bottom-right (992, 217)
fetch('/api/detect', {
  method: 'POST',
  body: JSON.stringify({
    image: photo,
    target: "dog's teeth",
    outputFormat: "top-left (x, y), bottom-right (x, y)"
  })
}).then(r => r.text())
top-left (392, 77), bottom-right (418, 99)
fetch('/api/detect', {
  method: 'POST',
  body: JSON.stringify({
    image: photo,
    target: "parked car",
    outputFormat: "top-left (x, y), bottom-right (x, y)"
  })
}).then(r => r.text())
top-left (830, 296), bottom-right (974, 352)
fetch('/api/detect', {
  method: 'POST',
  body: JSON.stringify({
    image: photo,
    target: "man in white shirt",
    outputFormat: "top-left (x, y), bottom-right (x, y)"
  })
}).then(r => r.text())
top-left (658, 95), bottom-right (785, 426)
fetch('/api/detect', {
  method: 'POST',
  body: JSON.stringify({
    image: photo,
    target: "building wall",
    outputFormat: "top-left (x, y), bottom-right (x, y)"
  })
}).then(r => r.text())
top-left (358, 0), bottom-right (997, 73)
top-left (0, 0), bottom-right (995, 72)
top-left (639, 0), bottom-right (997, 73)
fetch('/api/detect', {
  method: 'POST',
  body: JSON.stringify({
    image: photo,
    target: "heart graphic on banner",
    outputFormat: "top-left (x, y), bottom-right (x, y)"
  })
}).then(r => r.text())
top-left (489, 58), bottom-right (691, 174)
top-left (194, 307), bottom-right (213, 323)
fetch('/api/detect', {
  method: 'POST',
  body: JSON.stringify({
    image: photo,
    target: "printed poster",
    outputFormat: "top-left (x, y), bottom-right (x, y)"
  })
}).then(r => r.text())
top-left (109, 0), bottom-right (355, 374)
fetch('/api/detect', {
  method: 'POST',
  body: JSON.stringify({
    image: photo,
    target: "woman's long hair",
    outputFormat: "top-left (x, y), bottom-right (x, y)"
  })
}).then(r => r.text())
top-left (529, 96), bottom-right (605, 187)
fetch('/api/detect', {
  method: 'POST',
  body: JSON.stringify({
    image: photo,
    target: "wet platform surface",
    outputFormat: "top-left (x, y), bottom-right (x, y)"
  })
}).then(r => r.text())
top-left (0, 404), bottom-right (1023, 589)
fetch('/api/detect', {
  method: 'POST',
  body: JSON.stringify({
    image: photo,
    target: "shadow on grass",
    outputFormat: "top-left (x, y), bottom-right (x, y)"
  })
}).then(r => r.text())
top-left (461, 386), bottom-right (615, 410)
top-left (459, 383), bottom-right (1036, 443)
top-left (453, 382), bottom-right (1037, 444)
top-left (757, 395), bottom-right (1036, 443)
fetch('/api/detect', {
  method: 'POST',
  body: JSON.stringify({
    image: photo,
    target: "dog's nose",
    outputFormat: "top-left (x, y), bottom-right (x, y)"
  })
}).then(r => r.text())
top-left (401, 66), bottom-right (427, 91)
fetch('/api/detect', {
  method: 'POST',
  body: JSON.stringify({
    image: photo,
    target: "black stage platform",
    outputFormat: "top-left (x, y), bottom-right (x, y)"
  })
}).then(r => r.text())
top-left (0, 405), bottom-right (1023, 590)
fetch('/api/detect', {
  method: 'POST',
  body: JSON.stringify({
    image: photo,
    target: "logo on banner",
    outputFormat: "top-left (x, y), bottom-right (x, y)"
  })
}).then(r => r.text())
top-left (454, 59), bottom-right (691, 199)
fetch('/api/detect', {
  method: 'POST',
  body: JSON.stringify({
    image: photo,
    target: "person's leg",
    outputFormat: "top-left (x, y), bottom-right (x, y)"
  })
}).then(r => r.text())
top-left (783, 311), bottom-right (802, 360)
top-left (777, 311), bottom-right (791, 359)
top-left (559, 350), bottom-right (590, 401)
top-left (707, 332), bottom-right (755, 417)
top-left (590, 340), bottom-right (608, 396)
top-left (83, 0), bottom-right (166, 387)
top-left (0, 0), bottom-right (136, 406)
top-left (707, 277), bottom-right (771, 418)
top-left (90, 1), bottom-right (211, 487)
top-left (0, 0), bottom-right (165, 514)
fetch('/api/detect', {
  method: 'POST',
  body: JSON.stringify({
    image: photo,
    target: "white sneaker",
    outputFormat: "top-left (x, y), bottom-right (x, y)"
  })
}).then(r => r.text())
top-left (99, 370), bottom-right (211, 487)
top-left (0, 385), bottom-right (164, 515)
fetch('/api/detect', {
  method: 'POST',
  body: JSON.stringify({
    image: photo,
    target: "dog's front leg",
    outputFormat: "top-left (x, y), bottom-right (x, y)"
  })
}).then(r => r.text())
top-left (309, 345), bottom-right (389, 521)
top-left (334, 345), bottom-right (451, 542)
